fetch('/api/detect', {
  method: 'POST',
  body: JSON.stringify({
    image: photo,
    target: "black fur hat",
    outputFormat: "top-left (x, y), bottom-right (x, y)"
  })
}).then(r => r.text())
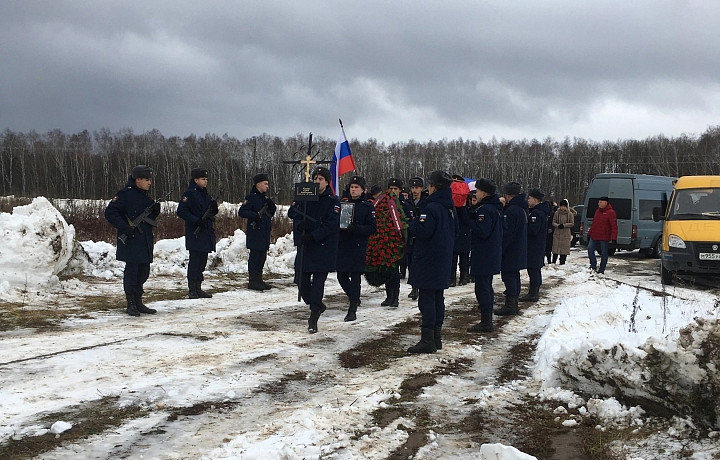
top-left (427, 170), bottom-right (453, 189)
top-left (191, 168), bottom-right (209, 179)
top-left (528, 188), bottom-right (545, 200)
top-left (312, 167), bottom-right (332, 183)
top-left (348, 175), bottom-right (367, 189)
top-left (409, 176), bottom-right (424, 188)
top-left (387, 177), bottom-right (404, 188)
top-left (253, 173), bottom-right (269, 184)
top-left (503, 181), bottom-right (522, 196)
top-left (131, 165), bottom-right (153, 179)
top-left (474, 178), bottom-right (497, 195)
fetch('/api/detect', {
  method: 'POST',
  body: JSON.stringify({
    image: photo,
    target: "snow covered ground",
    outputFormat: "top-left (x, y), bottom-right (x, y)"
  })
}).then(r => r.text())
top-left (1, 197), bottom-right (719, 459)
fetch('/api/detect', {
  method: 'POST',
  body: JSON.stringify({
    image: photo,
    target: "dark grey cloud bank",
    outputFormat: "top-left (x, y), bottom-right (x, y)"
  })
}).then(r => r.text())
top-left (2, 1), bottom-right (719, 143)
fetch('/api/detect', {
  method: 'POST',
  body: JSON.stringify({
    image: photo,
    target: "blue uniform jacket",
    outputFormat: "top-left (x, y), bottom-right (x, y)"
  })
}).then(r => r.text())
top-left (288, 187), bottom-right (340, 272)
top-left (408, 187), bottom-right (457, 290)
top-left (104, 177), bottom-right (158, 263)
top-left (337, 193), bottom-right (377, 273)
top-left (526, 200), bottom-right (550, 269)
top-left (453, 205), bottom-right (472, 253)
top-left (237, 186), bottom-right (276, 251)
top-left (470, 194), bottom-right (504, 276)
top-left (404, 195), bottom-right (427, 254)
top-left (501, 193), bottom-right (528, 272)
top-left (176, 179), bottom-right (217, 253)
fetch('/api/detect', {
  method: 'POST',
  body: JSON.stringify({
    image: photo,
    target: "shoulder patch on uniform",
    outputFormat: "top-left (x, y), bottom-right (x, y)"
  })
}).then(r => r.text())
top-left (371, 210), bottom-right (376, 217)
top-left (531, 216), bottom-right (537, 222)
top-left (477, 214), bottom-right (485, 221)
top-left (333, 204), bottom-right (340, 213)
top-left (182, 196), bottom-right (188, 202)
top-left (419, 213), bottom-right (427, 222)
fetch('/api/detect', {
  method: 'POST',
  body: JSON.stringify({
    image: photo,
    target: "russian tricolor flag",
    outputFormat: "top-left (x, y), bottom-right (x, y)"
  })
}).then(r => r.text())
top-left (330, 120), bottom-right (356, 195)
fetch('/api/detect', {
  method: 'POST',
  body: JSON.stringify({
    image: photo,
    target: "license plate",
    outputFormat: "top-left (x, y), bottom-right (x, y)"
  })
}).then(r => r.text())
top-left (699, 253), bottom-right (720, 260)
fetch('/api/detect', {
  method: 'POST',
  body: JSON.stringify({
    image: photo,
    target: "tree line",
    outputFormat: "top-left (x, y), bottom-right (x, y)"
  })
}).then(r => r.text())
top-left (2, 125), bottom-right (719, 205)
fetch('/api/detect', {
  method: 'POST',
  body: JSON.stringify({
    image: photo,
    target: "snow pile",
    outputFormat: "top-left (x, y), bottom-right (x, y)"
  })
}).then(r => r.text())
top-left (0, 197), bottom-right (75, 297)
top-left (535, 282), bottom-right (720, 429)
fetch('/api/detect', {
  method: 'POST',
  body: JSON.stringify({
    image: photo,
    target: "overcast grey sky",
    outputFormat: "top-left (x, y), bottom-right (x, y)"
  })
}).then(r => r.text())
top-left (2, 1), bottom-right (719, 144)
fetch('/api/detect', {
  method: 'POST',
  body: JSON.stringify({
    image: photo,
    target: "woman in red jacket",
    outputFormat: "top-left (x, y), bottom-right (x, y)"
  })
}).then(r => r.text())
top-left (587, 196), bottom-right (618, 274)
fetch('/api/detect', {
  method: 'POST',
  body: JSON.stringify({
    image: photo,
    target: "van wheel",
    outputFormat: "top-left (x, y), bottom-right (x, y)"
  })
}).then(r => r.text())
top-left (608, 248), bottom-right (616, 256)
top-left (650, 239), bottom-right (661, 258)
top-left (661, 264), bottom-right (674, 285)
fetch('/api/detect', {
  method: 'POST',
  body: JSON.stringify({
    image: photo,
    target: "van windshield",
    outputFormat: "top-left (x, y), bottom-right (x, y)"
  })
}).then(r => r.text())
top-left (669, 189), bottom-right (720, 220)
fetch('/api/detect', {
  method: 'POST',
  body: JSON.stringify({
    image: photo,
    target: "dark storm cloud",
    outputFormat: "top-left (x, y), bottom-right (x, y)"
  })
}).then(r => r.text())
top-left (1, 1), bottom-right (719, 143)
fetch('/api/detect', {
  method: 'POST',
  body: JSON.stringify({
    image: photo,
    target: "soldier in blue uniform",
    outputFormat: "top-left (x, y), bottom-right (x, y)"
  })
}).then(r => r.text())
top-left (238, 173), bottom-right (276, 291)
top-left (336, 175), bottom-right (377, 321)
top-left (380, 177), bottom-right (407, 308)
top-left (288, 167), bottom-right (340, 333)
top-left (467, 179), bottom-right (503, 332)
top-left (520, 188), bottom-right (550, 303)
top-left (405, 176), bottom-right (426, 300)
top-left (104, 165), bottom-right (161, 317)
top-left (496, 181), bottom-right (528, 316)
top-left (407, 171), bottom-right (456, 354)
top-left (176, 168), bottom-right (218, 299)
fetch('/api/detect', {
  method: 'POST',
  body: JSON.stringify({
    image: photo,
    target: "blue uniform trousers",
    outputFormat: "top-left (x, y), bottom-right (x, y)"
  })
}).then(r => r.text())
top-left (248, 249), bottom-right (268, 279)
top-left (527, 267), bottom-right (542, 288)
top-left (337, 271), bottom-right (362, 304)
top-left (188, 250), bottom-right (208, 281)
top-left (474, 274), bottom-right (494, 314)
top-left (418, 289), bottom-right (445, 328)
top-left (299, 272), bottom-right (329, 312)
top-left (501, 270), bottom-right (521, 298)
top-left (123, 262), bottom-right (150, 295)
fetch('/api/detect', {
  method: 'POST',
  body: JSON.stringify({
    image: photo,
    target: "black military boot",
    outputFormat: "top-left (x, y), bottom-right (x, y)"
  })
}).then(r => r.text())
top-left (459, 271), bottom-right (470, 286)
top-left (344, 301), bottom-right (359, 322)
top-left (196, 281), bottom-right (212, 298)
top-left (308, 304), bottom-right (326, 333)
top-left (408, 287), bottom-right (418, 300)
top-left (519, 286), bottom-right (539, 302)
top-left (134, 292), bottom-right (157, 314)
top-left (434, 326), bottom-right (443, 350)
top-left (381, 285), bottom-right (392, 306)
top-left (248, 275), bottom-right (267, 291)
top-left (125, 293), bottom-right (140, 317)
top-left (407, 327), bottom-right (437, 354)
top-left (260, 278), bottom-right (272, 290)
top-left (468, 310), bottom-right (493, 332)
top-left (494, 297), bottom-right (519, 316)
top-left (388, 287), bottom-right (400, 308)
top-left (188, 280), bottom-right (199, 299)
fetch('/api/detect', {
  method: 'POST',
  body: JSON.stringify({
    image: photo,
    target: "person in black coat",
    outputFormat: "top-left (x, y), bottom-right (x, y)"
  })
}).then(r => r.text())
top-left (407, 170), bottom-right (457, 354)
top-left (520, 188), bottom-right (551, 303)
top-left (288, 167), bottom-right (340, 333)
top-left (467, 179), bottom-right (504, 333)
top-left (336, 175), bottom-right (377, 321)
top-left (176, 168), bottom-right (218, 299)
top-left (104, 165), bottom-right (161, 317)
top-left (404, 176), bottom-right (427, 300)
top-left (238, 173), bottom-right (277, 291)
top-left (496, 181), bottom-right (528, 316)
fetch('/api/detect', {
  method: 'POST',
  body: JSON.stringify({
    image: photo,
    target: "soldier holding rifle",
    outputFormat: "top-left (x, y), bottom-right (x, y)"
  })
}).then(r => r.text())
top-left (238, 173), bottom-right (277, 291)
top-left (177, 168), bottom-right (219, 299)
top-left (104, 165), bottom-right (162, 317)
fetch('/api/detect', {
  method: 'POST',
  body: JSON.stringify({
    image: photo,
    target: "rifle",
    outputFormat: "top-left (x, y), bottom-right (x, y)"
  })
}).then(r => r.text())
top-left (119, 192), bottom-right (170, 244)
top-left (249, 197), bottom-right (275, 229)
top-left (194, 190), bottom-right (223, 237)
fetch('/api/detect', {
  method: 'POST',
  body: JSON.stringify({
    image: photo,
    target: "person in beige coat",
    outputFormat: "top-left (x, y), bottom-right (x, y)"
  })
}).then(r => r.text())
top-left (551, 199), bottom-right (576, 264)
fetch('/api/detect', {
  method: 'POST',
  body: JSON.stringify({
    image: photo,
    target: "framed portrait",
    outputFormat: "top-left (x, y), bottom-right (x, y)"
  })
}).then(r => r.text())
top-left (339, 202), bottom-right (355, 229)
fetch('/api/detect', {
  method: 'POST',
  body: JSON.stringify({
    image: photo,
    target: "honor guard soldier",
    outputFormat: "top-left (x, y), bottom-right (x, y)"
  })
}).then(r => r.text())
top-left (238, 173), bottom-right (277, 291)
top-left (407, 171), bottom-right (456, 354)
top-left (104, 165), bottom-right (161, 317)
top-left (336, 175), bottom-right (377, 321)
top-left (467, 179), bottom-right (503, 333)
top-left (496, 181), bottom-right (528, 316)
top-left (520, 188), bottom-right (550, 303)
top-left (405, 176), bottom-right (427, 300)
top-left (288, 167), bottom-right (340, 333)
top-left (177, 168), bottom-right (218, 299)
